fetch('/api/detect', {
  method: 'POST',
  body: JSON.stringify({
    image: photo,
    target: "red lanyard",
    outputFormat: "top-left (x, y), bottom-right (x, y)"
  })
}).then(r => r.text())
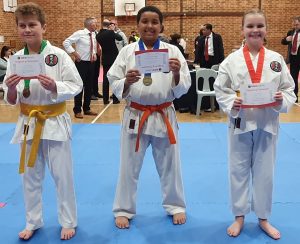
top-left (243, 45), bottom-right (265, 83)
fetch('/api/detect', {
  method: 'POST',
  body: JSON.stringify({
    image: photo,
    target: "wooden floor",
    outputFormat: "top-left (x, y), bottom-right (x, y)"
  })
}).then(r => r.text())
top-left (0, 93), bottom-right (299, 123)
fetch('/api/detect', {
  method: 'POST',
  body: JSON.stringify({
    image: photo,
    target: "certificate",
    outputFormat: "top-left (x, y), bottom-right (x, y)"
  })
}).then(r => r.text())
top-left (135, 49), bottom-right (169, 74)
top-left (240, 82), bottom-right (278, 108)
top-left (10, 54), bottom-right (46, 79)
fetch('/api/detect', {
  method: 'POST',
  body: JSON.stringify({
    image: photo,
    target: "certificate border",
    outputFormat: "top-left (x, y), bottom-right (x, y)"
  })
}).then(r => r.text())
top-left (135, 49), bottom-right (168, 55)
top-left (241, 101), bottom-right (279, 108)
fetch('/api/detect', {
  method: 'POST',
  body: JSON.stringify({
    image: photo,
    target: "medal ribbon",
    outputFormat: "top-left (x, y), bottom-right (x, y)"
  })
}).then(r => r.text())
top-left (241, 45), bottom-right (278, 108)
top-left (243, 45), bottom-right (265, 83)
top-left (138, 39), bottom-right (160, 78)
top-left (23, 40), bottom-right (47, 89)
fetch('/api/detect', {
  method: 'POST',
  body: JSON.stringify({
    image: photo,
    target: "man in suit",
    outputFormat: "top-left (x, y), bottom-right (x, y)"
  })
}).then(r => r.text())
top-left (90, 22), bottom-right (103, 101)
top-left (110, 19), bottom-right (128, 52)
top-left (194, 23), bottom-right (224, 68)
top-left (194, 25), bottom-right (204, 54)
top-left (282, 16), bottom-right (300, 102)
top-left (90, 31), bottom-right (102, 101)
top-left (194, 24), bottom-right (224, 111)
top-left (96, 19), bottom-right (123, 104)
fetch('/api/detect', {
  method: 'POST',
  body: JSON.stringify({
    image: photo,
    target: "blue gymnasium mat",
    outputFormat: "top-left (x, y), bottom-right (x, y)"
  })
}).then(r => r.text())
top-left (0, 123), bottom-right (299, 244)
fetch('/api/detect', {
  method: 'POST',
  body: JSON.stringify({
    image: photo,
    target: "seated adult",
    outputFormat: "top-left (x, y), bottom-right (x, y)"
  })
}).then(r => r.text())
top-left (0, 46), bottom-right (12, 82)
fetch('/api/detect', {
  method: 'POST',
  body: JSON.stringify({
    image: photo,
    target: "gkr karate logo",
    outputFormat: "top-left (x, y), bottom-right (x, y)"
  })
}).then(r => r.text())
top-left (45, 54), bottom-right (58, 67)
top-left (270, 61), bottom-right (282, 72)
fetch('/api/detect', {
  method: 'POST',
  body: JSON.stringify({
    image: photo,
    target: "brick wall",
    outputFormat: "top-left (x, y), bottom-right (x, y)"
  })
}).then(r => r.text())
top-left (0, 0), bottom-right (299, 60)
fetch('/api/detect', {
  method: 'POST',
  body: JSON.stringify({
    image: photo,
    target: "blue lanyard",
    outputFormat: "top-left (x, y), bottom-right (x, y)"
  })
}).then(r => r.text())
top-left (138, 39), bottom-right (160, 77)
top-left (138, 38), bottom-right (160, 50)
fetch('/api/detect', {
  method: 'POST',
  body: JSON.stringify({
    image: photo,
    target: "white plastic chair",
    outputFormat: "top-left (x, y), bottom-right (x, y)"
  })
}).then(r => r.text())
top-left (195, 68), bottom-right (218, 116)
top-left (211, 64), bottom-right (219, 71)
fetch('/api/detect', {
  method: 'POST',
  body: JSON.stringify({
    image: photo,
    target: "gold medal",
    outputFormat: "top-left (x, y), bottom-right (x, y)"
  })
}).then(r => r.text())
top-left (23, 88), bottom-right (30, 98)
top-left (143, 76), bottom-right (152, 86)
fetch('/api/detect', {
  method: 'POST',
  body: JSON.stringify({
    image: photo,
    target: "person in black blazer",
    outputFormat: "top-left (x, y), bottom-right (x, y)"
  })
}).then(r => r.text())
top-left (194, 24), bottom-right (224, 111)
top-left (194, 25), bottom-right (204, 54)
top-left (281, 16), bottom-right (300, 102)
top-left (194, 23), bottom-right (224, 69)
top-left (96, 19), bottom-right (122, 104)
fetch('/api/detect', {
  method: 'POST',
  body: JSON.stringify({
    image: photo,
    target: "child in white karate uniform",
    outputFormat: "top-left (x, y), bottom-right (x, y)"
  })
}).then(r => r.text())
top-left (3, 2), bottom-right (82, 240)
top-left (214, 9), bottom-right (296, 240)
top-left (107, 6), bottom-right (191, 229)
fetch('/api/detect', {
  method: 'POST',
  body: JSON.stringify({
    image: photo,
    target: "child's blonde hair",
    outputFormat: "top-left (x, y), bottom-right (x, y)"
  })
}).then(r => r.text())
top-left (15, 2), bottom-right (46, 26)
top-left (242, 9), bottom-right (266, 28)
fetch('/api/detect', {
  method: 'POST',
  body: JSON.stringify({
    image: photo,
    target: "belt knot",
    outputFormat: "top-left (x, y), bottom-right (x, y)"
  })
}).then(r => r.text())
top-left (130, 101), bottom-right (176, 152)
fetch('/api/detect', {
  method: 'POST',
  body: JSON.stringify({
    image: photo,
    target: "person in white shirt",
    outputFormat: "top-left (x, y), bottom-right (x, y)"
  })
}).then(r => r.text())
top-left (108, 6), bottom-right (191, 229)
top-left (214, 9), bottom-right (296, 240)
top-left (63, 17), bottom-right (98, 118)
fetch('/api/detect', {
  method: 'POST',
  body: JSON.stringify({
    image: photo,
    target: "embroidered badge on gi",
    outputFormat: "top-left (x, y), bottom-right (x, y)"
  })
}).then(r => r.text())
top-left (270, 61), bottom-right (282, 72)
top-left (45, 54), bottom-right (58, 66)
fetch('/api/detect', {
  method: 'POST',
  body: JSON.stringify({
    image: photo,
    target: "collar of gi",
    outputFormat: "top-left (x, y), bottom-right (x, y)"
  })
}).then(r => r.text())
top-left (24, 39), bottom-right (47, 55)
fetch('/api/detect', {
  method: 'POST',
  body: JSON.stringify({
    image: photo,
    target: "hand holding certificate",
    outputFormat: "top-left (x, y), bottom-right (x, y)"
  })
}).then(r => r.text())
top-left (135, 49), bottom-right (169, 74)
top-left (10, 54), bottom-right (46, 79)
top-left (240, 82), bottom-right (279, 108)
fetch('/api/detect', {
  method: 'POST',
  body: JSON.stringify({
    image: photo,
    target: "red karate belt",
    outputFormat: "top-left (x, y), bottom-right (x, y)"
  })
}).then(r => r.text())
top-left (130, 101), bottom-right (176, 152)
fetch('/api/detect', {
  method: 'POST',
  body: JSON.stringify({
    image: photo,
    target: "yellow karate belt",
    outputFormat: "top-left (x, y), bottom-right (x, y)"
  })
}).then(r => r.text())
top-left (19, 102), bottom-right (66, 174)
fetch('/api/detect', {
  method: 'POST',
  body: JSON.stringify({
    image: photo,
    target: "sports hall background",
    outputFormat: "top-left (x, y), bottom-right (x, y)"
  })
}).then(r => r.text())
top-left (1, 0), bottom-right (300, 60)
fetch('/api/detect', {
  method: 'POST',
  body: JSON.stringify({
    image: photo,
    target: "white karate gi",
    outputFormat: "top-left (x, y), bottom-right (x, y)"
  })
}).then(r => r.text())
top-left (3, 41), bottom-right (83, 230)
top-left (214, 47), bottom-right (296, 219)
top-left (107, 41), bottom-right (191, 219)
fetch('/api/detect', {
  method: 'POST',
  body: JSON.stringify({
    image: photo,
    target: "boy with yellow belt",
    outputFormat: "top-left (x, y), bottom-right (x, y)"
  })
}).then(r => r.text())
top-left (3, 2), bottom-right (83, 240)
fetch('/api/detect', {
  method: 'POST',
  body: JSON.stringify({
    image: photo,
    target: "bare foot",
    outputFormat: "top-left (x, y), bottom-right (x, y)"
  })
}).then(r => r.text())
top-left (61, 227), bottom-right (76, 240)
top-left (227, 216), bottom-right (244, 237)
top-left (19, 229), bottom-right (34, 240)
top-left (173, 212), bottom-right (186, 225)
top-left (115, 216), bottom-right (130, 229)
top-left (259, 219), bottom-right (281, 240)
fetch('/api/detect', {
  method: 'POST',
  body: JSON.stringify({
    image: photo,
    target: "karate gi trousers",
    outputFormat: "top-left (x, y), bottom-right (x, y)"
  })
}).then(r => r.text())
top-left (228, 126), bottom-right (278, 219)
top-left (113, 129), bottom-right (186, 219)
top-left (22, 139), bottom-right (77, 230)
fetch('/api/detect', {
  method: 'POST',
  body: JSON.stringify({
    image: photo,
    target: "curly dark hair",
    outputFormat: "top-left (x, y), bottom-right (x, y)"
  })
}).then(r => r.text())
top-left (137, 6), bottom-right (163, 24)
